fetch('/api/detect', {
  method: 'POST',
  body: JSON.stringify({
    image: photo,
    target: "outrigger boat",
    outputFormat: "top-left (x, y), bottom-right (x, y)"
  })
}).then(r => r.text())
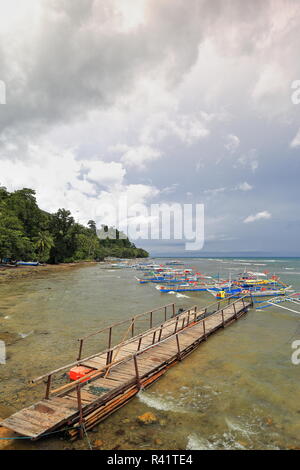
top-left (156, 280), bottom-right (231, 293)
top-left (255, 293), bottom-right (300, 312)
top-left (207, 286), bottom-right (290, 300)
top-left (165, 260), bottom-right (184, 266)
top-left (135, 268), bottom-right (195, 284)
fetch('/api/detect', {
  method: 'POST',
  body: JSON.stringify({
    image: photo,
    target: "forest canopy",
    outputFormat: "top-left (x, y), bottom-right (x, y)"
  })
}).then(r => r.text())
top-left (0, 187), bottom-right (148, 263)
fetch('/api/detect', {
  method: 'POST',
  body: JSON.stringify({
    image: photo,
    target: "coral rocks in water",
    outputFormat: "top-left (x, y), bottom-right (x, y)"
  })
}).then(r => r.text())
top-left (137, 412), bottom-right (158, 425)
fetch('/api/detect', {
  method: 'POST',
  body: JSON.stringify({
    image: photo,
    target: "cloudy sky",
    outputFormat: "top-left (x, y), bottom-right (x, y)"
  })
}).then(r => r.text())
top-left (0, 0), bottom-right (300, 255)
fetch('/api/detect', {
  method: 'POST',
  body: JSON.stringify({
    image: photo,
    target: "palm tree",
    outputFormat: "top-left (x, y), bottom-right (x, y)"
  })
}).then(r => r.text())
top-left (34, 231), bottom-right (54, 262)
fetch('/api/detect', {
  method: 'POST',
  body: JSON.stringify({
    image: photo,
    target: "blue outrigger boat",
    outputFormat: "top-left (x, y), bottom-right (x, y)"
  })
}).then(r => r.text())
top-left (16, 261), bottom-right (40, 266)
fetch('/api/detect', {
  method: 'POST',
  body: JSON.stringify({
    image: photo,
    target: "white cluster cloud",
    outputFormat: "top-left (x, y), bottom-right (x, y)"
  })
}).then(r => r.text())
top-left (244, 211), bottom-right (272, 224)
top-left (0, 141), bottom-right (159, 227)
top-left (109, 144), bottom-right (162, 170)
top-left (236, 182), bottom-right (253, 191)
top-left (236, 149), bottom-right (259, 172)
top-left (204, 182), bottom-right (253, 197)
top-left (290, 128), bottom-right (300, 148)
top-left (225, 134), bottom-right (240, 153)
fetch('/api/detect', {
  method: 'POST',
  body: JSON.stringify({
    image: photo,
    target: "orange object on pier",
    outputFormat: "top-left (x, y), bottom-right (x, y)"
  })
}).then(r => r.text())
top-left (69, 366), bottom-right (93, 383)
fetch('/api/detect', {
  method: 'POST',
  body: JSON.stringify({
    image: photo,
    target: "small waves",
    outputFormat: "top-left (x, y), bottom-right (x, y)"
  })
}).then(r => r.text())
top-left (18, 331), bottom-right (34, 339)
top-left (137, 390), bottom-right (187, 413)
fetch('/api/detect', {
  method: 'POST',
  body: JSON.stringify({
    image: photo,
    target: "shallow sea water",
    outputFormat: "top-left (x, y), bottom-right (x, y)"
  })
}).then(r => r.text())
top-left (0, 257), bottom-right (300, 450)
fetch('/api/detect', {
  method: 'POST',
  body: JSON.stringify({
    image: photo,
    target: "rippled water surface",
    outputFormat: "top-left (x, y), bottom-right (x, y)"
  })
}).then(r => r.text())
top-left (1, 258), bottom-right (300, 450)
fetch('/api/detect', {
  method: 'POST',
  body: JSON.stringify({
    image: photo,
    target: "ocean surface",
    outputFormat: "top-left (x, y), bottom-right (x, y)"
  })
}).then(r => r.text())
top-left (0, 257), bottom-right (300, 450)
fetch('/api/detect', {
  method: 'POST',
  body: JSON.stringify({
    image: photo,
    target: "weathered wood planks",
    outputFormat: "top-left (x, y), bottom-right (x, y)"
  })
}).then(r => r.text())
top-left (0, 296), bottom-right (252, 440)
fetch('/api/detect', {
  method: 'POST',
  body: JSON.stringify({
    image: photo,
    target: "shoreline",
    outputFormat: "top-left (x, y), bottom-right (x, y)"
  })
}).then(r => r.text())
top-left (0, 261), bottom-right (100, 283)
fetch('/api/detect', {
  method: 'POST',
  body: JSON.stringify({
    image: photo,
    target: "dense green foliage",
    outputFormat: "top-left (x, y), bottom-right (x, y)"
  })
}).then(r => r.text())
top-left (0, 187), bottom-right (148, 263)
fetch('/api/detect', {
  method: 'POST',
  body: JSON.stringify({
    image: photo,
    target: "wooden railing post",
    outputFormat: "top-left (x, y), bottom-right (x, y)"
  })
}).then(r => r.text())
top-left (158, 325), bottom-right (163, 342)
top-left (152, 331), bottom-right (156, 344)
top-left (174, 316), bottom-right (179, 333)
top-left (194, 308), bottom-right (197, 322)
top-left (203, 320), bottom-right (207, 340)
top-left (164, 306), bottom-right (167, 321)
top-left (133, 355), bottom-right (141, 389)
top-left (172, 303), bottom-right (175, 317)
top-left (76, 384), bottom-right (84, 439)
top-left (221, 309), bottom-right (225, 328)
top-left (137, 336), bottom-right (142, 351)
top-left (233, 302), bottom-right (237, 319)
top-left (45, 374), bottom-right (52, 400)
top-left (150, 311), bottom-right (153, 328)
top-left (131, 318), bottom-right (135, 337)
top-left (176, 334), bottom-right (181, 361)
top-left (77, 339), bottom-right (83, 361)
top-left (106, 327), bottom-right (113, 365)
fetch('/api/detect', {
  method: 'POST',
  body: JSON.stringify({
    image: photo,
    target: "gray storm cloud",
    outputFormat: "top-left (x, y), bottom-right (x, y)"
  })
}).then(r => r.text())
top-left (0, 0), bottom-right (281, 137)
top-left (0, 0), bottom-right (300, 254)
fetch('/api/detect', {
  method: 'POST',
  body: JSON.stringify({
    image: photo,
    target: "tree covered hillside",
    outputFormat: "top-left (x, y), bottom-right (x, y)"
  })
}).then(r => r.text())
top-left (0, 187), bottom-right (148, 263)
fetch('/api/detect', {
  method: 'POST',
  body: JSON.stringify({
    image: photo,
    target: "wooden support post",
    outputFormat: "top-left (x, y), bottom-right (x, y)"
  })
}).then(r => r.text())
top-left (133, 355), bottom-right (141, 389)
top-left (77, 339), bottom-right (83, 361)
top-left (164, 306), bottom-right (167, 321)
top-left (137, 337), bottom-right (142, 351)
top-left (187, 310), bottom-right (190, 325)
top-left (131, 318), bottom-right (135, 337)
top-left (76, 385), bottom-right (84, 439)
top-left (172, 303), bottom-right (175, 317)
top-left (221, 309), bottom-right (225, 328)
top-left (217, 301), bottom-right (220, 311)
top-left (176, 334), bottom-right (181, 361)
top-left (45, 374), bottom-right (52, 400)
top-left (181, 318), bottom-right (185, 330)
top-left (150, 311), bottom-right (153, 328)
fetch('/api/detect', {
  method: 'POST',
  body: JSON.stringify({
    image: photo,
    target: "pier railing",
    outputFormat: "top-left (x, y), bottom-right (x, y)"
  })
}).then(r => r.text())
top-left (76, 302), bottom-right (176, 361)
top-left (30, 295), bottom-right (252, 406)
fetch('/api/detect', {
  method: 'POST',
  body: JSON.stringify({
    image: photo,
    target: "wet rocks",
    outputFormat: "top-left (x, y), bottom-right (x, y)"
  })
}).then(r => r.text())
top-left (0, 331), bottom-right (20, 345)
top-left (93, 439), bottom-right (104, 449)
top-left (137, 412), bottom-right (157, 425)
top-left (264, 417), bottom-right (273, 426)
top-left (0, 425), bottom-right (16, 450)
top-left (154, 438), bottom-right (163, 446)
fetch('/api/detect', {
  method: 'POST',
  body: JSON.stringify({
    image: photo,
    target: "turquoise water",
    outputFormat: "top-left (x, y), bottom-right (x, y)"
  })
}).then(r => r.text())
top-left (0, 257), bottom-right (300, 450)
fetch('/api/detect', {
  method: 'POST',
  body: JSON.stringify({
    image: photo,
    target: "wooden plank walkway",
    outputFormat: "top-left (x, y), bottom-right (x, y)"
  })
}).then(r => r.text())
top-left (0, 296), bottom-right (253, 440)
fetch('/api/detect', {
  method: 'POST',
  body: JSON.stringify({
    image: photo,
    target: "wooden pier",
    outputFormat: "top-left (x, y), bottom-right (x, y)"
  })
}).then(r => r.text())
top-left (0, 295), bottom-right (253, 440)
